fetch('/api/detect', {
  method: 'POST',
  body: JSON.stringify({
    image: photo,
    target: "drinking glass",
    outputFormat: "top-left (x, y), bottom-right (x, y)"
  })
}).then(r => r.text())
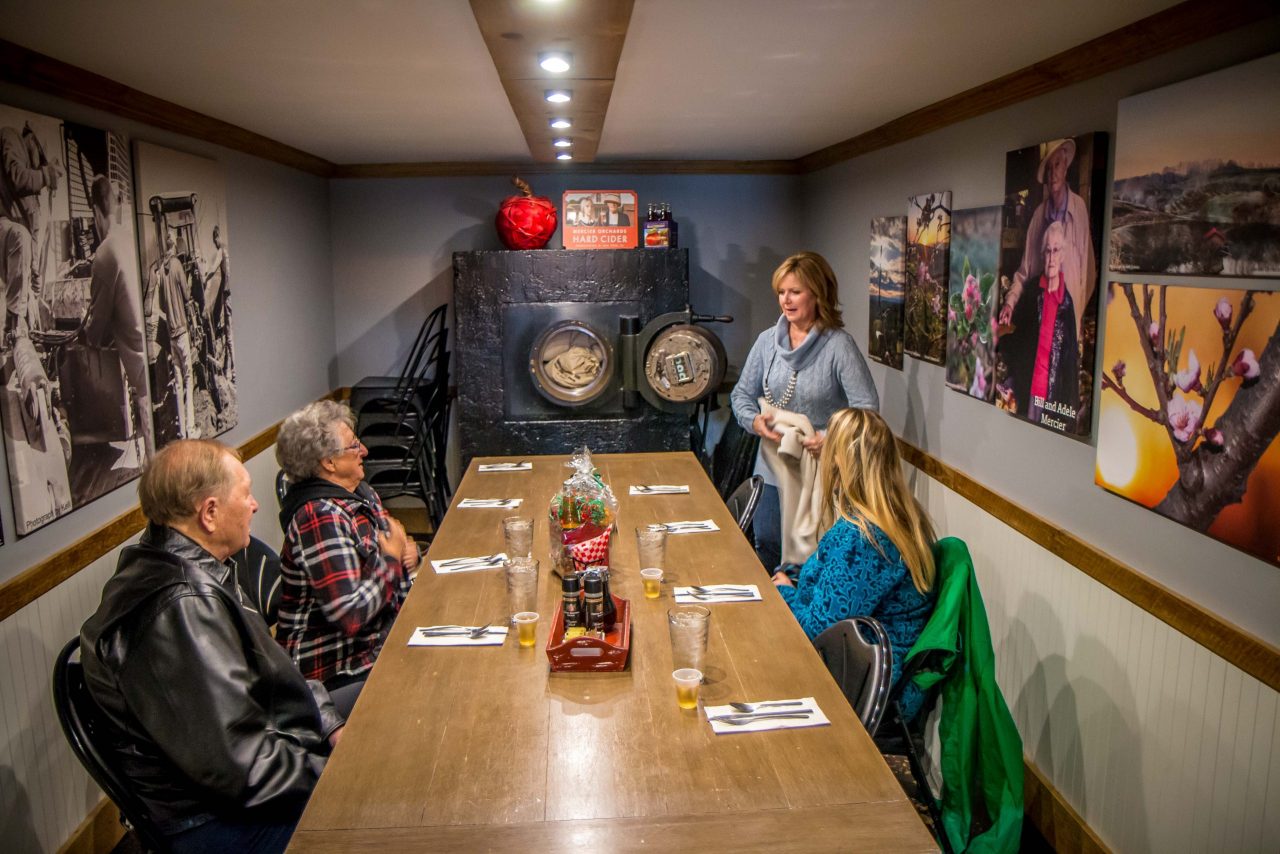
top-left (673, 668), bottom-right (702, 709)
top-left (513, 611), bottom-right (539, 647)
top-left (636, 524), bottom-right (668, 571)
top-left (504, 557), bottom-right (539, 619)
top-left (667, 605), bottom-right (710, 672)
top-left (502, 516), bottom-right (534, 559)
top-left (641, 568), bottom-right (663, 599)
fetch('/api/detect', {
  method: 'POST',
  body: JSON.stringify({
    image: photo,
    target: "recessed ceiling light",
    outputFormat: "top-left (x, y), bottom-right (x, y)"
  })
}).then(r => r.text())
top-left (557, 153), bottom-right (573, 161)
top-left (549, 118), bottom-right (572, 129)
top-left (539, 52), bottom-right (571, 73)
top-left (545, 89), bottom-right (571, 103)
top-left (553, 138), bottom-right (572, 148)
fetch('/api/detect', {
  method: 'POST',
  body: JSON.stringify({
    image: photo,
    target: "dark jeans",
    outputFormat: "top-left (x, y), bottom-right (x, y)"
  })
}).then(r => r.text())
top-left (753, 484), bottom-right (781, 573)
top-left (168, 803), bottom-right (305, 854)
top-left (326, 674), bottom-right (366, 719)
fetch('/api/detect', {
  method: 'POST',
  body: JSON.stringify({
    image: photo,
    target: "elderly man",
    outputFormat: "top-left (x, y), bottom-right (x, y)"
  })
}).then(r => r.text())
top-left (80, 439), bottom-right (343, 854)
top-left (998, 137), bottom-right (1096, 342)
top-left (276, 400), bottom-right (417, 716)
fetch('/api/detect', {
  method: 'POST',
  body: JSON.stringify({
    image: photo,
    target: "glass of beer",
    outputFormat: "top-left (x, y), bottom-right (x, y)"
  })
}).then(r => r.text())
top-left (641, 568), bottom-right (663, 599)
top-left (673, 668), bottom-right (702, 709)
top-left (513, 611), bottom-right (539, 648)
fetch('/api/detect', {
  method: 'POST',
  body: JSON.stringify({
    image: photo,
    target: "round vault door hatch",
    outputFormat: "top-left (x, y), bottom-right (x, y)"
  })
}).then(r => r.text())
top-left (529, 320), bottom-right (614, 407)
top-left (643, 323), bottom-right (726, 404)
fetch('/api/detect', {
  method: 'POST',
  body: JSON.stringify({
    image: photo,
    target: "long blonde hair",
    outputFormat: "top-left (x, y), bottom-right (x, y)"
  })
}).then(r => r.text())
top-left (771, 251), bottom-right (844, 332)
top-left (819, 408), bottom-right (936, 593)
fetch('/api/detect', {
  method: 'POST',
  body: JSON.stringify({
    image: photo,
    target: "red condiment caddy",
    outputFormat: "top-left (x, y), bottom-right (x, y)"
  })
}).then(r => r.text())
top-left (545, 594), bottom-right (631, 672)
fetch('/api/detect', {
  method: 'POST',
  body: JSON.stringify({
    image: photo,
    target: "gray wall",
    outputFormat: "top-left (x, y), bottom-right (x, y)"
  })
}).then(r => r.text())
top-left (0, 83), bottom-right (335, 584)
top-left (329, 172), bottom-right (801, 385)
top-left (800, 26), bottom-right (1280, 645)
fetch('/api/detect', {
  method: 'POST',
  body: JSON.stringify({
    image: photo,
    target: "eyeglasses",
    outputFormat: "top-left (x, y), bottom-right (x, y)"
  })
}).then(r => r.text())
top-left (338, 439), bottom-right (364, 456)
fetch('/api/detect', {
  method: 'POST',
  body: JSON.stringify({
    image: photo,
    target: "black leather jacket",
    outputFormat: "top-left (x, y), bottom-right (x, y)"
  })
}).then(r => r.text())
top-left (80, 524), bottom-right (343, 835)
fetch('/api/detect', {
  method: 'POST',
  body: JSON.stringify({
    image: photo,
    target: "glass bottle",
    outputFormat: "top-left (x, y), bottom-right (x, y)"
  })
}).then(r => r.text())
top-left (562, 573), bottom-right (584, 638)
top-left (583, 571), bottom-right (606, 638)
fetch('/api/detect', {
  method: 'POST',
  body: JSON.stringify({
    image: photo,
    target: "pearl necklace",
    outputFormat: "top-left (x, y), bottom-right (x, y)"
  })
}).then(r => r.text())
top-left (763, 369), bottom-right (798, 409)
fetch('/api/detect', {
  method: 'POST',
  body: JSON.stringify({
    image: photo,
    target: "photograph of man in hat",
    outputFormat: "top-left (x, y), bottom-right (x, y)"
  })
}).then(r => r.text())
top-left (994, 133), bottom-right (1106, 437)
top-left (600, 193), bottom-right (630, 226)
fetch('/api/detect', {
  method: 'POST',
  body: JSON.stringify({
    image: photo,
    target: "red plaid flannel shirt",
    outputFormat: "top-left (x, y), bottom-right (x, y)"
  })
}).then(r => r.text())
top-left (278, 486), bottom-right (411, 684)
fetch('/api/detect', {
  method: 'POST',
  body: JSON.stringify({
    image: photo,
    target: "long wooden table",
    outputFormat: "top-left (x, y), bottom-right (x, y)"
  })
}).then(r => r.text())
top-left (289, 452), bottom-right (937, 852)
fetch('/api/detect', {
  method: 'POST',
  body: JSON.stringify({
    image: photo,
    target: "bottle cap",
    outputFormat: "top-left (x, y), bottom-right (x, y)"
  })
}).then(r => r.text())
top-left (583, 572), bottom-right (604, 594)
top-left (562, 573), bottom-right (581, 593)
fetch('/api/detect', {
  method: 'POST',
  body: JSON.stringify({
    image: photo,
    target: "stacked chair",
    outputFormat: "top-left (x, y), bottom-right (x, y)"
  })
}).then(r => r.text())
top-left (353, 303), bottom-right (453, 540)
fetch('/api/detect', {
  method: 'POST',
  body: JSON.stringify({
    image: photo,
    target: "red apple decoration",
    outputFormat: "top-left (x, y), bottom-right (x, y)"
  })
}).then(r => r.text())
top-left (496, 176), bottom-right (557, 250)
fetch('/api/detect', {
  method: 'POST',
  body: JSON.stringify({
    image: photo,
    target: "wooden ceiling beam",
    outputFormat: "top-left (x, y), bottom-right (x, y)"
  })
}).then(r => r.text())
top-left (469, 0), bottom-right (634, 164)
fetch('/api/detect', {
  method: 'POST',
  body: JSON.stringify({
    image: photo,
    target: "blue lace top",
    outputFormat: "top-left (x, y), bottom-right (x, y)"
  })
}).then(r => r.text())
top-left (778, 517), bottom-right (934, 719)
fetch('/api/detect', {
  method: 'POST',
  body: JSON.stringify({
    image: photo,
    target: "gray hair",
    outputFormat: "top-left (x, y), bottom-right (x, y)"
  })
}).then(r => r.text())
top-left (275, 400), bottom-right (356, 480)
top-left (1041, 219), bottom-right (1066, 251)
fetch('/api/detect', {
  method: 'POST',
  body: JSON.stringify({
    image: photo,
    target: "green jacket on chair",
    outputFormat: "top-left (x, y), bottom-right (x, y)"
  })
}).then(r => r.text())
top-left (906, 537), bottom-right (1023, 853)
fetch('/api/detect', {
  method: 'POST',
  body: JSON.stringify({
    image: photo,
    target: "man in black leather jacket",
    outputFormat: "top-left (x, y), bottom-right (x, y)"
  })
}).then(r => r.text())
top-left (80, 439), bottom-right (344, 854)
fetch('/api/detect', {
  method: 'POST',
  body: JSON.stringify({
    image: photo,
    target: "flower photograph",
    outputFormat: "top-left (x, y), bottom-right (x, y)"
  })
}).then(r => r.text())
top-left (1096, 283), bottom-right (1280, 567)
top-left (903, 190), bottom-right (951, 365)
top-left (945, 206), bottom-right (1001, 401)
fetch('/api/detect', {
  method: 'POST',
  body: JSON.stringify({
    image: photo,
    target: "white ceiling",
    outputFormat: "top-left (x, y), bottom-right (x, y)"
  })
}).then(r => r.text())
top-left (1, 0), bottom-right (1181, 165)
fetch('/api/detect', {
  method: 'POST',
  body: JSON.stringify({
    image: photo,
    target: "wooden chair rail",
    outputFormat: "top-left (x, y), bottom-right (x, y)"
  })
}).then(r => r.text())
top-left (896, 438), bottom-right (1280, 693)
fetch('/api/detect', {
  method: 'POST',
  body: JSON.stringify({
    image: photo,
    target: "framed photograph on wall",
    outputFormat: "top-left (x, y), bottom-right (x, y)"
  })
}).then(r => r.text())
top-left (134, 141), bottom-right (238, 445)
top-left (0, 104), bottom-right (150, 535)
top-left (562, 190), bottom-right (638, 250)
top-left (994, 132), bottom-right (1108, 439)
top-left (1110, 53), bottom-right (1280, 277)
top-left (945, 206), bottom-right (1001, 401)
top-left (1096, 283), bottom-right (1279, 568)
top-left (904, 191), bottom-right (951, 365)
top-left (868, 215), bottom-right (906, 369)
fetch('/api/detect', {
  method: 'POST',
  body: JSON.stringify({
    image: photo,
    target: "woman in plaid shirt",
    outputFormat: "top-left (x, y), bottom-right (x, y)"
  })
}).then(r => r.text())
top-left (275, 401), bottom-right (418, 717)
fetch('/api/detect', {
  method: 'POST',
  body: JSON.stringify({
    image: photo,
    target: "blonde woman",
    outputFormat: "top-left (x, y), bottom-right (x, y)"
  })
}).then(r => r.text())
top-left (772, 407), bottom-right (936, 718)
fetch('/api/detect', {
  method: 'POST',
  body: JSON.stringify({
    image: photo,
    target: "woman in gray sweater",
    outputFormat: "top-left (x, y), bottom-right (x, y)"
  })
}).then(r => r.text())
top-left (730, 251), bottom-right (879, 570)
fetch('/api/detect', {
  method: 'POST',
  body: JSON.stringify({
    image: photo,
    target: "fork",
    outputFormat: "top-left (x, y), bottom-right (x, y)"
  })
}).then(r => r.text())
top-left (691, 585), bottom-right (753, 593)
top-left (418, 623), bottom-right (494, 639)
top-left (714, 712), bottom-right (814, 726)
top-left (690, 591), bottom-right (756, 600)
top-left (437, 554), bottom-right (501, 567)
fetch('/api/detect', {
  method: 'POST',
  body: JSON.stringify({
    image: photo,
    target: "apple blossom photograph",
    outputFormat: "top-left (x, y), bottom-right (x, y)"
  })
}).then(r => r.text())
top-left (1096, 283), bottom-right (1280, 568)
top-left (868, 215), bottom-right (906, 369)
top-left (994, 133), bottom-right (1107, 438)
top-left (904, 191), bottom-right (951, 365)
top-left (945, 206), bottom-right (1001, 401)
top-left (1110, 53), bottom-right (1280, 278)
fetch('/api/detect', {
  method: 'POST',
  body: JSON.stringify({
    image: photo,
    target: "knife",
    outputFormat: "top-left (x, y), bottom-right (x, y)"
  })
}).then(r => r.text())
top-left (708, 708), bottom-right (815, 722)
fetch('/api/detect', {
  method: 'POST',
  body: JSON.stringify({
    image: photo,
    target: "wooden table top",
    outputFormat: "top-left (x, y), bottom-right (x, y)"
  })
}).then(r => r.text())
top-left (289, 452), bottom-right (936, 853)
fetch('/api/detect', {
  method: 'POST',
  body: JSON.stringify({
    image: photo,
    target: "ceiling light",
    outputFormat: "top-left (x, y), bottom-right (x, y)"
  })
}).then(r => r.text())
top-left (545, 89), bottom-right (571, 104)
top-left (539, 52), bottom-right (571, 73)
top-left (549, 118), bottom-right (572, 129)
top-left (553, 138), bottom-right (572, 148)
top-left (557, 153), bottom-right (573, 161)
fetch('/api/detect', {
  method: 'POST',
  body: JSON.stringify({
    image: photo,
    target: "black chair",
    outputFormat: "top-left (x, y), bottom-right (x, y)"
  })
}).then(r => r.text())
top-left (230, 536), bottom-right (284, 627)
top-left (350, 303), bottom-right (448, 423)
top-left (710, 417), bottom-right (760, 500)
top-left (274, 469), bottom-right (289, 507)
top-left (812, 616), bottom-right (892, 736)
top-left (53, 637), bottom-right (168, 853)
top-left (725, 474), bottom-right (763, 533)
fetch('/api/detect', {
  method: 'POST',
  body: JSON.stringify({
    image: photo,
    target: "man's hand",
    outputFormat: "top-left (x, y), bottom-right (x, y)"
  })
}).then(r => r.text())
top-left (752, 412), bottom-right (782, 442)
top-left (329, 725), bottom-right (344, 748)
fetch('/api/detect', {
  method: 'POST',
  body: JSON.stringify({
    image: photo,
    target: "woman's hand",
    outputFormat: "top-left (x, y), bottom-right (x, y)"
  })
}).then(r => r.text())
top-left (753, 412), bottom-right (782, 442)
top-left (802, 430), bottom-right (824, 458)
top-left (401, 535), bottom-right (420, 571)
top-left (379, 518), bottom-right (408, 563)
top-left (771, 570), bottom-right (794, 588)
top-left (998, 300), bottom-right (1014, 327)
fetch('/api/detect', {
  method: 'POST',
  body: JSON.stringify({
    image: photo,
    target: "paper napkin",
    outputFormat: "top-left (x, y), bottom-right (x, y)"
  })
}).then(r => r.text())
top-left (409, 626), bottom-right (509, 647)
top-left (628, 484), bottom-right (690, 495)
top-left (430, 553), bottom-right (508, 574)
top-left (457, 498), bottom-right (523, 508)
top-left (478, 462), bottom-right (532, 472)
top-left (705, 697), bottom-right (830, 735)
top-left (662, 519), bottom-right (720, 534)
top-left (674, 584), bottom-right (762, 603)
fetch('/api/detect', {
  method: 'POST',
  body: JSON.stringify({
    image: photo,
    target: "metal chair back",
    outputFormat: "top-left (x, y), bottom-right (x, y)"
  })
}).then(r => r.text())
top-left (812, 616), bottom-right (892, 736)
top-left (230, 536), bottom-right (284, 627)
top-left (725, 474), bottom-right (764, 532)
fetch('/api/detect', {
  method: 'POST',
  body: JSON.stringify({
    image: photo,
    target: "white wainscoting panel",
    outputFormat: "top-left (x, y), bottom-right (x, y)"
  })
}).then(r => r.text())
top-left (908, 466), bottom-right (1280, 853)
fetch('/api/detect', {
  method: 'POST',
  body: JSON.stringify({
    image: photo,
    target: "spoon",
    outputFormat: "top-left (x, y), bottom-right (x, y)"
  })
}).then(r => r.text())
top-left (728, 700), bottom-right (804, 713)
top-left (419, 623), bottom-right (493, 638)
top-left (691, 585), bottom-right (753, 593)
top-left (718, 713), bottom-right (813, 726)
top-left (437, 554), bottom-right (500, 567)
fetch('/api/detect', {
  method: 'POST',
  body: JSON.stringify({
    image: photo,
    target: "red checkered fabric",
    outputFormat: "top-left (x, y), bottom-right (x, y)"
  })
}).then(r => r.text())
top-left (569, 526), bottom-right (612, 571)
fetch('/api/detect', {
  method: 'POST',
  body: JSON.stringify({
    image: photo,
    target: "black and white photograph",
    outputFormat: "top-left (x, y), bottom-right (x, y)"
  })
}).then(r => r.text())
top-left (0, 103), bottom-right (151, 535)
top-left (134, 140), bottom-right (237, 445)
